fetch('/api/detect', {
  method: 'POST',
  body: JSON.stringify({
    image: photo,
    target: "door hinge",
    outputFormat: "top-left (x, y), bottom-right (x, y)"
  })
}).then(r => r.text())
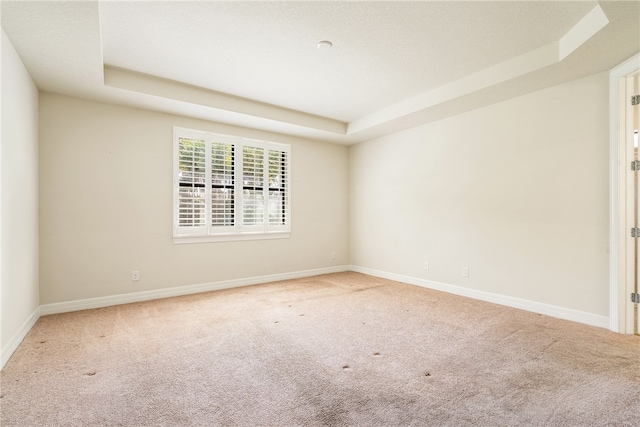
top-left (632, 293), bottom-right (640, 304)
top-left (632, 94), bottom-right (640, 106)
top-left (632, 160), bottom-right (640, 171)
top-left (631, 228), bottom-right (640, 238)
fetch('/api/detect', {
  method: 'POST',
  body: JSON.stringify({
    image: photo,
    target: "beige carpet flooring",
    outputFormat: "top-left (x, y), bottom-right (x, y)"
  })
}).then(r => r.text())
top-left (1, 272), bottom-right (639, 426)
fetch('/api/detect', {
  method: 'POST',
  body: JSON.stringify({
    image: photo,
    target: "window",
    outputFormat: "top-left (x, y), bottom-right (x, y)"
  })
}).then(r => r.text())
top-left (173, 127), bottom-right (290, 243)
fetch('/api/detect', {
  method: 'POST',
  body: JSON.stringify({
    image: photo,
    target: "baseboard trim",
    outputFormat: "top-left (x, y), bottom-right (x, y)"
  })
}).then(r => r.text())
top-left (4, 263), bottom-right (610, 371)
top-left (40, 265), bottom-right (350, 316)
top-left (350, 265), bottom-right (610, 329)
top-left (1, 306), bottom-right (41, 370)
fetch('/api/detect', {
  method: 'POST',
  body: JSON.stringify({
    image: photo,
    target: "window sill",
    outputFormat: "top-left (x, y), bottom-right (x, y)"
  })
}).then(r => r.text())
top-left (173, 232), bottom-right (290, 244)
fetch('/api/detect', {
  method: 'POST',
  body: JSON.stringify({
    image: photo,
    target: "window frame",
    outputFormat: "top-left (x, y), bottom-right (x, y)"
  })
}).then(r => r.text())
top-left (173, 127), bottom-right (291, 244)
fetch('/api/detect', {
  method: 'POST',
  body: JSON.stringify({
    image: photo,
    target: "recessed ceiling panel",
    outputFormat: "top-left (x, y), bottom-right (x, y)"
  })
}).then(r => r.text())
top-left (98, 1), bottom-right (596, 122)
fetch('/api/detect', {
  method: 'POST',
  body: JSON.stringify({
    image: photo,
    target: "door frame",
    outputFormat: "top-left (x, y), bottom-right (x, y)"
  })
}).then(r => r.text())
top-left (609, 53), bottom-right (640, 333)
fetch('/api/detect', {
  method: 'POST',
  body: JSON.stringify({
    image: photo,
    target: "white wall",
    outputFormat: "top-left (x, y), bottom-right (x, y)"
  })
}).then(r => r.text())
top-left (350, 72), bottom-right (610, 318)
top-left (39, 93), bottom-right (349, 305)
top-left (1, 30), bottom-right (40, 365)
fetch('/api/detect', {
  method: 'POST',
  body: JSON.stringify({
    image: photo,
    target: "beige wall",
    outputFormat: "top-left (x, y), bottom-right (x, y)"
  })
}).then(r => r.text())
top-left (39, 93), bottom-right (349, 304)
top-left (1, 30), bottom-right (40, 355)
top-left (350, 72), bottom-right (610, 316)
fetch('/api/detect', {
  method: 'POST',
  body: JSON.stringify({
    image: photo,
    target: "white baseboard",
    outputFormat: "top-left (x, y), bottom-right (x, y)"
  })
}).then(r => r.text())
top-left (1, 306), bottom-right (41, 370)
top-left (350, 265), bottom-right (610, 329)
top-left (3, 263), bottom-right (610, 371)
top-left (5, 267), bottom-right (345, 370)
top-left (40, 265), bottom-right (350, 316)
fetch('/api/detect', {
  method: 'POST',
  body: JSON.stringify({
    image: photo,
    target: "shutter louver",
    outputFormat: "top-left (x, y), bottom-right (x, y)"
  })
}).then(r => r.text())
top-left (242, 146), bottom-right (265, 226)
top-left (268, 149), bottom-right (288, 226)
top-left (211, 142), bottom-right (234, 227)
top-left (178, 137), bottom-right (206, 228)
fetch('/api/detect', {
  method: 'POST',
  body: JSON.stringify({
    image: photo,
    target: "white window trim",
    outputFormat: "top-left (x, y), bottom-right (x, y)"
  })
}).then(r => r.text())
top-left (173, 127), bottom-right (291, 244)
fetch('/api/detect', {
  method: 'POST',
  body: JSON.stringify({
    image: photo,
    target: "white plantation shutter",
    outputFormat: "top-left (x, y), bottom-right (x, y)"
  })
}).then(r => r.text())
top-left (211, 141), bottom-right (235, 228)
top-left (241, 144), bottom-right (265, 228)
top-left (174, 127), bottom-right (290, 242)
top-left (177, 136), bottom-right (206, 234)
top-left (268, 147), bottom-right (289, 230)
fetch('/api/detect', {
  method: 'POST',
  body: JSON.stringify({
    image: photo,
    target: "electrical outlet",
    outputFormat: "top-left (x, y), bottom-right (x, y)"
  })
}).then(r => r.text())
top-left (331, 251), bottom-right (336, 260)
top-left (462, 267), bottom-right (469, 277)
top-left (423, 262), bottom-right (429, 270)
top-left (131, 271), bottom-right (140, 281)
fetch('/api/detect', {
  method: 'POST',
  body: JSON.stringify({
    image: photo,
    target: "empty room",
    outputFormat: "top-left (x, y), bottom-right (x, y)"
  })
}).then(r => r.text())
top-left (1, 1), bottom-right (640, 425)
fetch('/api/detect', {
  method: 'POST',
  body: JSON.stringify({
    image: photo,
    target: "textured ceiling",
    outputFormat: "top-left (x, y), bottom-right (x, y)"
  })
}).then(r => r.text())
top-left (1, 1), bottom-right (639, 145)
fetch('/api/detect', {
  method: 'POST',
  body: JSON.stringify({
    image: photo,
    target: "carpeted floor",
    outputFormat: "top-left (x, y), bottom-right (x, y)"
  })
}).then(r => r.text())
top-left (1, 272), bottom-right (639, 426)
